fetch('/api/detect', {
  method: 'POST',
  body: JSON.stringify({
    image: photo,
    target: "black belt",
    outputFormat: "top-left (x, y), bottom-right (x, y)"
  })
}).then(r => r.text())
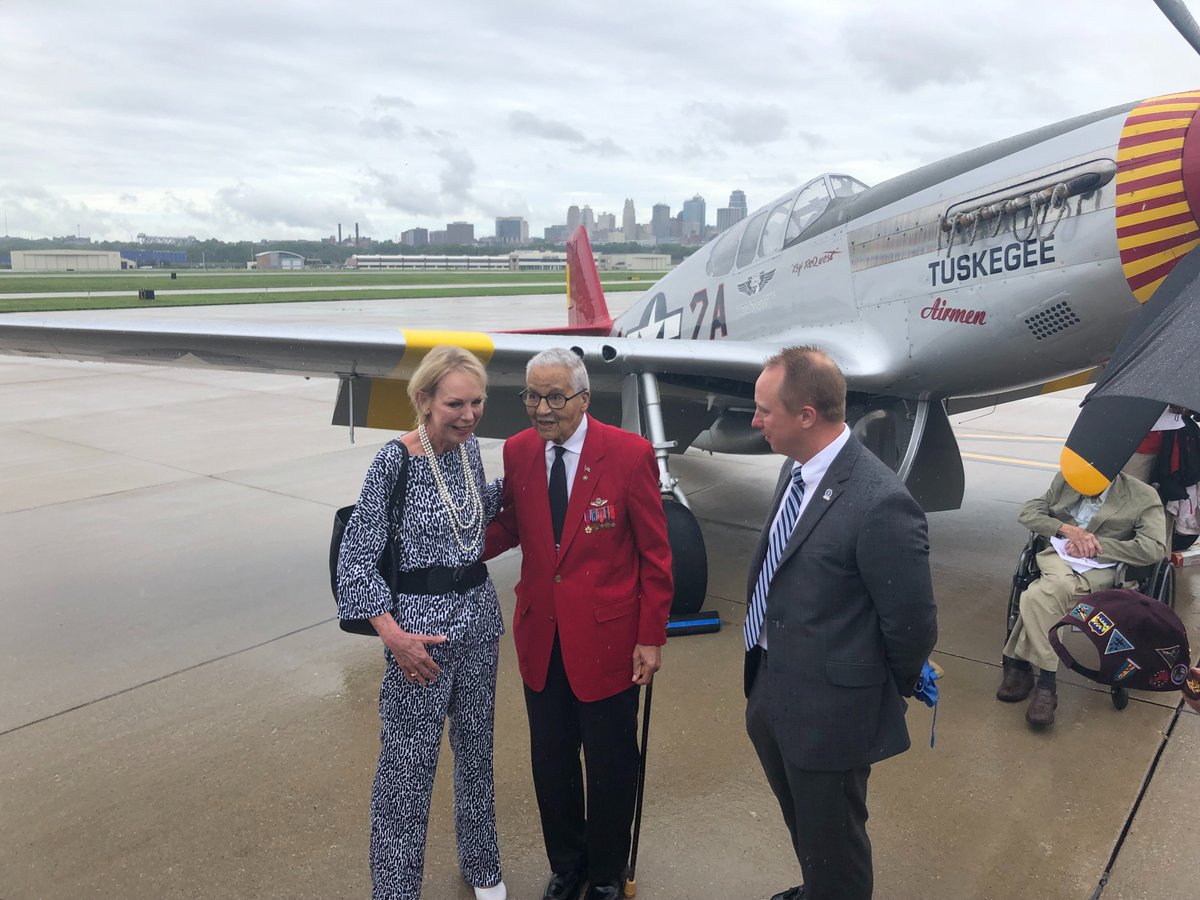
top-left (393, 562), bottom-right (488, 595)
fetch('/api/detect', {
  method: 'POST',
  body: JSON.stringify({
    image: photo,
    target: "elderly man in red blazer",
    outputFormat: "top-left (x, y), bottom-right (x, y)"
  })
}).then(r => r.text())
top-left (485, 347), bottom-right (673, 900)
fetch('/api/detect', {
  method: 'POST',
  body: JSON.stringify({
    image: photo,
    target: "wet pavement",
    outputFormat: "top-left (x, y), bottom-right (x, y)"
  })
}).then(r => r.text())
top-left (1, 298), bottom-right (1197, 899)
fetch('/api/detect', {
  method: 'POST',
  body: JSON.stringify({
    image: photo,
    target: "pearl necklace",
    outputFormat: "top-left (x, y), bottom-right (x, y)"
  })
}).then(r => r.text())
top-left (418, 423), bottom-right (483, 552)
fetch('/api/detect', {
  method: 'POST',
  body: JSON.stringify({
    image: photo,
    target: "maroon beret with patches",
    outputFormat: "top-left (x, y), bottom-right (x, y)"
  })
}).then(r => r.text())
top-left (1048, 588), bottom-right (1200, 698)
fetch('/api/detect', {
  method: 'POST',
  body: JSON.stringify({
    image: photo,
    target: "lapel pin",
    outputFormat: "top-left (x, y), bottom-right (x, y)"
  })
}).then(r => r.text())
top-left (823, 488), bottom-right (833, 501)
top-left (590, 497), bottom-right (608, 507)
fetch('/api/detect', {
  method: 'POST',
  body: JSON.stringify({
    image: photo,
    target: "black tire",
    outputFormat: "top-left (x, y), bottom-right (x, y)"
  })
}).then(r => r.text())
top-left (663, 499), bottom-right (708, 616)
top-left (1112, 686), bottom-right (1129, 710)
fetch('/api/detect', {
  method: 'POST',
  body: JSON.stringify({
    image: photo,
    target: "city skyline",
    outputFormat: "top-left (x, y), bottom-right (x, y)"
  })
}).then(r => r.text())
top-left (389, 188), bottom-right (749, 247)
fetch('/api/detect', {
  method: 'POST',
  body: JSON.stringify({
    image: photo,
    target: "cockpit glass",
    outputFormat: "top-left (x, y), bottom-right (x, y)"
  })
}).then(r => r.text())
top-left (827, 174), bottom-right (869, 198)
top-left (736, 210), bottom-right (768, 270)
top-left (706, 219), bottom-right (744, 277)
top-left (758, 197), bottom-right (794, 258)
top-left (783, 179), bottom-right (832, 245)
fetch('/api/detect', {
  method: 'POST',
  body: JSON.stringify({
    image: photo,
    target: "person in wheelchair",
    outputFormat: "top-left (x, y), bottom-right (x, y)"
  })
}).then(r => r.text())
top-left (997, 471), bottom-right (1167, 727)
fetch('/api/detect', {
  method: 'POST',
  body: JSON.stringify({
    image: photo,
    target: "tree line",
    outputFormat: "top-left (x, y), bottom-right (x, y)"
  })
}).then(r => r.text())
top-left (0, 236), bottom-right (699, 267)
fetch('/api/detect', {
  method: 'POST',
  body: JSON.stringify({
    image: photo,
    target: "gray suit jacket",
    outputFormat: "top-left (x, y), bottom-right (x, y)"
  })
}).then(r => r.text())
top-left (744, 434), bottom-right (938, 771)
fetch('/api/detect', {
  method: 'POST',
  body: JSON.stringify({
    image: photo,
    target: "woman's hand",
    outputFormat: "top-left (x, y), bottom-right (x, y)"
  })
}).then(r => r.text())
top-left (369, 613), bottom-right (447, 686)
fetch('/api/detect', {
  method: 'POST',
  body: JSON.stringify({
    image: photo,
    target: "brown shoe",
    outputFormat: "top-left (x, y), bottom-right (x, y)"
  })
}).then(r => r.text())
top-left (996, 666), bottom-right (1034, 702)
top-left (1025, 686), bottom-right (1058, 726)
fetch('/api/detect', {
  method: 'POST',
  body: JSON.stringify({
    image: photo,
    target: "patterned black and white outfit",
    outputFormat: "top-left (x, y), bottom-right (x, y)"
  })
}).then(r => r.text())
top-left (337, 435), bottom-right (504, 900)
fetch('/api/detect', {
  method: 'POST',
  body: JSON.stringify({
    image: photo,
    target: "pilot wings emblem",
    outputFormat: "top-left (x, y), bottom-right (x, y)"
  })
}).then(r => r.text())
top-left (736, 269), bottom-right (776, 296)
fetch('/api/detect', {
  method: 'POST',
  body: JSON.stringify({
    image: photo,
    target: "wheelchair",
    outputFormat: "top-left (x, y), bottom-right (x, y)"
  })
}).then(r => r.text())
top-left (1005, 532), bottom-right (1176, 710)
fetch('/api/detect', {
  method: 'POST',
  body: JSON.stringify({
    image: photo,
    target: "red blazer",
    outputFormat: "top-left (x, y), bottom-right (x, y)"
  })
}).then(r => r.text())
top-left (485, 415), bottom-right (674, 702)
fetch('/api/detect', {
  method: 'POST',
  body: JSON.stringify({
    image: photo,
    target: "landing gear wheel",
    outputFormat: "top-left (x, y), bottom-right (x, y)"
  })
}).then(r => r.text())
top-left (1111, 686), bottom-right (1129, 710)
top-left (663, 499), bottom-right (707, 616)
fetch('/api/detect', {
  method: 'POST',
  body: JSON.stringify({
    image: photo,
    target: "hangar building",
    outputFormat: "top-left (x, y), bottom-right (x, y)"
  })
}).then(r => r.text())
top-left (255, 250), bottom-right (305, 270)
top-left (10, 250), bottom-right (133, 271)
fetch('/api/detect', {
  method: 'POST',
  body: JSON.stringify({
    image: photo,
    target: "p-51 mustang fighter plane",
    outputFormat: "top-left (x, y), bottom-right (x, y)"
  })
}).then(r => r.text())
top-left (4, 85), bottom-right (1200, 611)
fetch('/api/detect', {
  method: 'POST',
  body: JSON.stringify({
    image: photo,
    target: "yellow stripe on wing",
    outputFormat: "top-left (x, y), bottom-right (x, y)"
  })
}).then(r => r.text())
top-left (1039, 368), bottom-right (1099, 393)
top-left (364, 330), bottom-right (497, 431)
top-left (400, 330), bottom-right (496, 364)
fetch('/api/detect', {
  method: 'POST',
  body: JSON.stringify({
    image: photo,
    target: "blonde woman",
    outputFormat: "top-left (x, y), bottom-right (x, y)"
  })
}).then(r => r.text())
top-left (337, 345), bottom-right (506, 900)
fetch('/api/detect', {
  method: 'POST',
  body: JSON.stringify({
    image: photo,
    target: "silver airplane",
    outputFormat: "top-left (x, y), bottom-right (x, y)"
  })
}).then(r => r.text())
top-left (4, 30), bottom-right (1200, 611)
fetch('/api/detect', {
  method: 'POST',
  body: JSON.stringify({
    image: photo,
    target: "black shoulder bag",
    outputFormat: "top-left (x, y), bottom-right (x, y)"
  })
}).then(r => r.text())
top-left (329, 439), bottom-right (410, 635)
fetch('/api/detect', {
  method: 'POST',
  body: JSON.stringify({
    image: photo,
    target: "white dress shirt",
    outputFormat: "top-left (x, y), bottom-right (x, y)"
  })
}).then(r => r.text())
top-left (759, 424), bottom-right (851, 651)
top-left (544, 413), bottom-right (589, 501)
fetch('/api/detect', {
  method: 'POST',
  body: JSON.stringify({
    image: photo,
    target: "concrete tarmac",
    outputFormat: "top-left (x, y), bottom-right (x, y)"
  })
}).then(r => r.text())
top-left (1, 296), bottom-right (1197, 899)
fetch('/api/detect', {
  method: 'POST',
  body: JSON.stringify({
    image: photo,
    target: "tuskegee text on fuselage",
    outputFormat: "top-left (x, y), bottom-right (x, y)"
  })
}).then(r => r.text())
top-left (927, 237), bottom-right (1055, 287)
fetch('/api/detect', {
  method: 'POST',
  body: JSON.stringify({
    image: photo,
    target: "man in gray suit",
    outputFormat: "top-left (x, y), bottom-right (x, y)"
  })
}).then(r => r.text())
top-left (744, 347), bottom-right (938, 900)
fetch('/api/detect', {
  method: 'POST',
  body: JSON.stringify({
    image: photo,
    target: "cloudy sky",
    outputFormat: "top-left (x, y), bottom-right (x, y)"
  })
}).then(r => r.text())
top-left (3, 0), bottom-right (1199, 242)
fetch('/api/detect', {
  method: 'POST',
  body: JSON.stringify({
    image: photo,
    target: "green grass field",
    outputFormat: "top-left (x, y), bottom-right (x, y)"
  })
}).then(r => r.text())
top-left (0, 269), bottom-right (661, 313)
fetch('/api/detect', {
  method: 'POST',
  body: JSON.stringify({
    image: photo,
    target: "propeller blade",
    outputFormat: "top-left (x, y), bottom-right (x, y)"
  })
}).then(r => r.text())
top-left (1060, 396), bottom-right (1165, 495)
top-left (1153, 0), bottom-right (1200, 57)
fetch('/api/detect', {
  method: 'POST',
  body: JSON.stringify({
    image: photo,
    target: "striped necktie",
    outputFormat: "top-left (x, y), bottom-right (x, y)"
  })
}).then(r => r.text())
top-left (744, 465), bottom-right (805, 651)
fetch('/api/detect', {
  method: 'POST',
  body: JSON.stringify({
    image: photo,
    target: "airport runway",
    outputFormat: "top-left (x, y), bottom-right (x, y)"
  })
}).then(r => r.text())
top-left (1, 296), bottom-right (1197, 899)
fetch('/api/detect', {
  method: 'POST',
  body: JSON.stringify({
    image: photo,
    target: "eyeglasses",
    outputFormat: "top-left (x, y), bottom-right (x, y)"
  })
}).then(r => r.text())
top-left (519, 388), bottom-right (587, 410)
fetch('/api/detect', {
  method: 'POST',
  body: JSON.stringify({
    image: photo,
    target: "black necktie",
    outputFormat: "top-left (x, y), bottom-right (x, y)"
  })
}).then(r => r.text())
top-left (550, 445), bottom-right (568, 545)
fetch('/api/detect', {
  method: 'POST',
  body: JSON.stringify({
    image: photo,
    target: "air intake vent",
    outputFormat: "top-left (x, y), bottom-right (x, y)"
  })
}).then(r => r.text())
top-left (1024, 300), bottom-right (1080, 340)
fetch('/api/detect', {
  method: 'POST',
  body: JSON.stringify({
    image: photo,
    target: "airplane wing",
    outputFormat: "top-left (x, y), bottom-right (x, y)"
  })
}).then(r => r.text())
top-left (0, 314), bottom-right (780, 441)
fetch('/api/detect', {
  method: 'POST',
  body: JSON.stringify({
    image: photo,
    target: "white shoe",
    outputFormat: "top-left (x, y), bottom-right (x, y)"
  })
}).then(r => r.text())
top-left (474, 881), bottom-right (506, 900)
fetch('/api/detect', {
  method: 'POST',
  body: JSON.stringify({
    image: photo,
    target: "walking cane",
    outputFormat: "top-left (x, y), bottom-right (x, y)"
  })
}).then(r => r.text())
top-left (624, 679), bottom-right (654, 898)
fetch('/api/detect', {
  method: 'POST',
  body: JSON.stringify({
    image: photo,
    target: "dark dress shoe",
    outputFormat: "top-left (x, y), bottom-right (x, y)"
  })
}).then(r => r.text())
top-left (1026, 686), bottom-right (1058, 726)
top-left (543, 869), bottom-right (585, 900)
top-left (583, 881), bottom-right (622, 900)
top-left (769, 887), bottom-right (806, 900)
top-left (996, 665), bottom-right (1034, 702)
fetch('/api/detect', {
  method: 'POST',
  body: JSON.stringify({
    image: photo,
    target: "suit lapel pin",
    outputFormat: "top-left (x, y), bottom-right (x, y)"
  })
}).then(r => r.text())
top-left (590, 497), bottom-right (608, 507)
top-left (583, 464), bottom-right (591, 482)
top-left (823, 488), bottom-right (833, 501)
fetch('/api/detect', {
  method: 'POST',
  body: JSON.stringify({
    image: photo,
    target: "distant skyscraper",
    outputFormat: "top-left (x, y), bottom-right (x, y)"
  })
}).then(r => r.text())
top-left (544, 224), bottom-right (569, 243)
top-left (651, 203), bottom-right (671, 241)
top-left (681, 194), bottom-right (706, 240)
top-left (445, 221), bottom-right (475, 244)
top-left (567, 205), bottom-right (581, 232)
top-left (401, 227), bottom-right (429, 247)
top-left (495, 216), bottom-right (529, 244)
top-left (597, 212), bottom-right (616, 233)
top-left (729, 189), bottom-right (747, 216)
top-left (581, 205), bottom-right (596, 234)
top-left (622, 199), bottom-right (637, 240)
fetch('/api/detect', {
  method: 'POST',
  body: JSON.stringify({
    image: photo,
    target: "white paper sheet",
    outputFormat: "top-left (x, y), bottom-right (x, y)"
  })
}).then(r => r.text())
top-left (1151, 409), bottom-right (1185, 431)
top-left (1050, 536), bottom-right (1118, 574)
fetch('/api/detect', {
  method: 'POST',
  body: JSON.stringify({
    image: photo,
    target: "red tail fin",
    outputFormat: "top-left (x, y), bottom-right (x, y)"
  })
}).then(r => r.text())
top-left (501, 226), bottom-right (614, 336)
top-left (566, 226), bottom-right (612, 332)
